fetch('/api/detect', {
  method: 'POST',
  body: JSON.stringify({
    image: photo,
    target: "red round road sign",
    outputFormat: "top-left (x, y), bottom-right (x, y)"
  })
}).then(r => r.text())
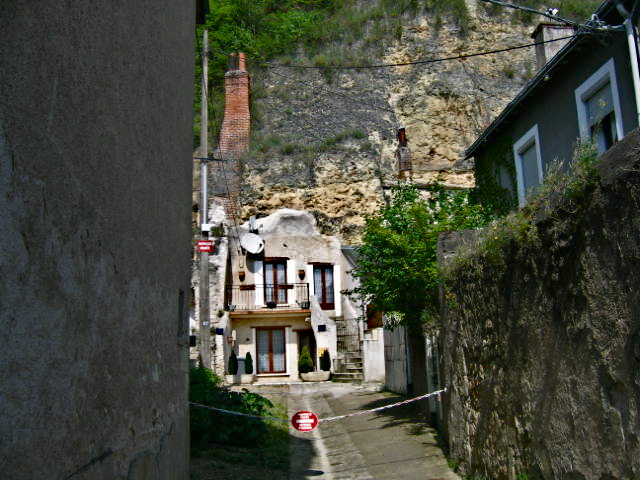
top-left (291, 410), bottom-right (319, 432)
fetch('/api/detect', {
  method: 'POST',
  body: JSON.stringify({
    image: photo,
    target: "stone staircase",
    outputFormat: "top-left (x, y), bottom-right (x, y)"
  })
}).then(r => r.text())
top-left (333, 351), bottom-right (364, 383)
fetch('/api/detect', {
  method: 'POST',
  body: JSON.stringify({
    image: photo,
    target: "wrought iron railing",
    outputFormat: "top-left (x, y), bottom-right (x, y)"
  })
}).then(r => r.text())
top-left (225, 283), bottom-right (310, 311)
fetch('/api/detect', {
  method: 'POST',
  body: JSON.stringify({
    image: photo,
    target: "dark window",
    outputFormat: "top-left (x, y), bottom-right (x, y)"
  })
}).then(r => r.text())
top-left (264, 260), bottom-right (287, 304)
top-left (313, 265), bottom-right (334, 310)
top-left (257, 328), bottom-right (286, 374)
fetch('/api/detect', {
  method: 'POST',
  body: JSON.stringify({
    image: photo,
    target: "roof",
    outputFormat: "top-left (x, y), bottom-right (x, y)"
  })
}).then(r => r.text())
top-left (464, 0), bottom-right (627, 160)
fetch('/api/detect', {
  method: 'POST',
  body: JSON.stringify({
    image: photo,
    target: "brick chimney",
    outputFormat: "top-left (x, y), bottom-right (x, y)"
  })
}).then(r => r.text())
top-left (531, 23), bottom-right (575, 71)
top-left (396, 127), bottom-right (412, 180)
top-left (218, 52), bottom-right (250, 159)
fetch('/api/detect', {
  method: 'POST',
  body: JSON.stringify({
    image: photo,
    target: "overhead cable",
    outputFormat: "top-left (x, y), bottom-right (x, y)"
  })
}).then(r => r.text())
top-left (252, 34), bottom-right (579, 70)
top-left (478, 0), bottom-right (624, 32)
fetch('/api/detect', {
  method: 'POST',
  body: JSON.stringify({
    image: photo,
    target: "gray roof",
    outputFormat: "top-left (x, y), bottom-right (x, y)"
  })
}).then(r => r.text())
top-left (464, 0), bottom-right (622, 160)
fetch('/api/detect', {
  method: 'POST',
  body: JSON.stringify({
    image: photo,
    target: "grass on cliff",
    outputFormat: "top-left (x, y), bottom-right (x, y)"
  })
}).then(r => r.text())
top-left (195, 0), bottom-right (603, 146)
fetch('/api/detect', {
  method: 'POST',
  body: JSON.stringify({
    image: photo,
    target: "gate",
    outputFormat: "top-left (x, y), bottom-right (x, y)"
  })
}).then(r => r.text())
top-left (336, 317), bottom-right (361, 354)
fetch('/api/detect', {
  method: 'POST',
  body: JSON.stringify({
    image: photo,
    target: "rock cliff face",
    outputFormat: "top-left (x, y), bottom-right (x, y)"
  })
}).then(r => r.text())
top-left (235, 1), bottom-right (538, 242)
top-left (440, 130), bottom-right (640, 479)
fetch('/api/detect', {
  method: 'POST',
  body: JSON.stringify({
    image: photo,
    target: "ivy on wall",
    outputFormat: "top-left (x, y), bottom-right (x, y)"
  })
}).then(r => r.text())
top-left (472, 136), bottom-right (517, 217)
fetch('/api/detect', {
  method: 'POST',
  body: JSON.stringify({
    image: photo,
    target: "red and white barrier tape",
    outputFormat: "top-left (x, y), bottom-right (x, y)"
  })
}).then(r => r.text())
top-left (189, 386), bottom-right (447, 424)
top-left (320, 387), bottom-right (447, 423)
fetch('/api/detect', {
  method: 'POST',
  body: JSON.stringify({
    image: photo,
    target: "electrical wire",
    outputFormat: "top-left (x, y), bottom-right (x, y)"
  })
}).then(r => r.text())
top-left (479, 0), bottom-right (625, 32)
top-left (252, 34), bottom-right (579, 70)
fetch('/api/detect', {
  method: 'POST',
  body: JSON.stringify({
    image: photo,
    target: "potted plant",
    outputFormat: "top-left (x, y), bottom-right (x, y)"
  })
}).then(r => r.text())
top-left (241, 352), bottom-right (255, 384)
top-left (225, 350), bottom-right (238, 384)
top-left (320, 349), bottom-right (331, 373)
top-left (299, 347), bottom-right (329, 381)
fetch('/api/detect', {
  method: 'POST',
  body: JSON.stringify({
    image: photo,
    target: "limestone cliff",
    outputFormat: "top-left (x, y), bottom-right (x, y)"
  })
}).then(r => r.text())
top-left (231, 1), bottom-right (539, 242)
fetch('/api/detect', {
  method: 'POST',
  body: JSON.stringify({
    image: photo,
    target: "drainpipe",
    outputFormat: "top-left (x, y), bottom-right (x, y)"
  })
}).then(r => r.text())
top-left (617, 0), bottom-right (640, 128)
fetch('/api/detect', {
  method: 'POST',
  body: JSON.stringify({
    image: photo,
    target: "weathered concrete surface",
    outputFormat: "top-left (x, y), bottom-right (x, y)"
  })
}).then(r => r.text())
top-left (0, 2), bottom-right (194, 478)
top-left (441, 129), bottom-right (640, 479)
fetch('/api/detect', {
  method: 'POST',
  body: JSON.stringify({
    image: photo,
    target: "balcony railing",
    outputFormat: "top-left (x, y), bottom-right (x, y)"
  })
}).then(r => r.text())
top-left (225, 283), bottom-right (310, 311)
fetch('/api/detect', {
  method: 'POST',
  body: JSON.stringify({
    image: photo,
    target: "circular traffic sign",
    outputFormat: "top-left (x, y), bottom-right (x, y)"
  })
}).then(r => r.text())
top-left (291, 410), bottom-right (319, 432)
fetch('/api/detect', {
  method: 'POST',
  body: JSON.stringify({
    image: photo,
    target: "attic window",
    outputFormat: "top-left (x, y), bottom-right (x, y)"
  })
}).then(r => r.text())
top-left (575, 58), bottom-right (624, 155)
top-left (513, 124), bottom-right (543, 206)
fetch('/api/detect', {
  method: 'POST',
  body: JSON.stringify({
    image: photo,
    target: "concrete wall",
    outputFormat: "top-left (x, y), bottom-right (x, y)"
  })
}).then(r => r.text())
top-left (441, 130), bottom-right (640, 479)
top-left (0, 3), bottom-right (194, 479)
top-left (363, 328), bottom-right (385, 382)
top-left (384, 326), bottom-right (409, 394)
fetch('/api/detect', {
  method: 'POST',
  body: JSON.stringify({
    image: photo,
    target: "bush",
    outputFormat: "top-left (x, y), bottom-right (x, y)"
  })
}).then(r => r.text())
top-left (298, 346), bottom-right (314, 373)
top-left (228, 350), bottom-right (238, 375)
top-left (189, 366), bottom-right (280, 452)
top-left (320, 349), bottom-right (331, 371)
top-left (245, 352), bottom-right (253, 374)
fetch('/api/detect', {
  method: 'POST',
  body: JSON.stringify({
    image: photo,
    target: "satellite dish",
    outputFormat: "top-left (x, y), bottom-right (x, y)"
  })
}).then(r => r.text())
top-left (240, 233), bottom-right (264, 254)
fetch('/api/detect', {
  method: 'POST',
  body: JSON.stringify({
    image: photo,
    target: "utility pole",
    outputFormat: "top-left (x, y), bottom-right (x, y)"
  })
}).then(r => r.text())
top-left (199, 28), bottom-right (211, 368)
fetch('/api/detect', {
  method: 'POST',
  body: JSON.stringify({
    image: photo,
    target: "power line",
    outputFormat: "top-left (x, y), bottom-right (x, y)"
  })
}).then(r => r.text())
top-left (479, 0), bottom-right (624, 32)
top-left (254, 34), bottom-right (579, 70)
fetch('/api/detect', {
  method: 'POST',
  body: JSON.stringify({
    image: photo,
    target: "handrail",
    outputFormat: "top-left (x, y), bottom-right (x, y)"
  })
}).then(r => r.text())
top-left (225, 283), bottom-right (310, 311)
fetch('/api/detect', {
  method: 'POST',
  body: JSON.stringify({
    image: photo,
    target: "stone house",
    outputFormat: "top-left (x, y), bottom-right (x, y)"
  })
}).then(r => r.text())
top-left (466, 0), bottom-right (640, 208)
top-left (195, 208), bottom-right (385, 384)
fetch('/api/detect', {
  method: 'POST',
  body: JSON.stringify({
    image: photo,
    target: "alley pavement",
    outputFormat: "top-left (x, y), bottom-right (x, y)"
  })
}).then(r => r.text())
top-left (243, 382), bottom-right (459, 480)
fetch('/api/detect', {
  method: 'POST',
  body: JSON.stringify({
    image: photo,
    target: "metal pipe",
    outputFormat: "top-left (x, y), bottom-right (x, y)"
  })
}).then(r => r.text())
top-left (617, 0), bottom-right (640, 128)
top-left (624, 18), bottom-right (640, 129)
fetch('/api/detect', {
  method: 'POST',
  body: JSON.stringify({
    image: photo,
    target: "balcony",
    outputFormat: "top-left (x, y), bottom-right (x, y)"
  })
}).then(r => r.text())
top-left (225, 283), bottom-right (310, 312)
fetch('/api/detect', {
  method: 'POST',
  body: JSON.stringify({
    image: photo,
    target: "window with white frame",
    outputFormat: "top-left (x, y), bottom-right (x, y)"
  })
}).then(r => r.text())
top-left (513, 125), bottom-right (543, 206)
top-left (575, 58), bottom-right (624, 155)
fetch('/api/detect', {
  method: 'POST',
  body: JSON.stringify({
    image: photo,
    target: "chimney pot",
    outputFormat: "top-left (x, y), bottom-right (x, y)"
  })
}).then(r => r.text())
top-left (238, 53), bottom-right (246, 72)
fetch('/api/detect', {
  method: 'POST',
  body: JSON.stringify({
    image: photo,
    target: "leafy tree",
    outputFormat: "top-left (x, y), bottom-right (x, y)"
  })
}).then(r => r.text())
top-left (348, 181), bottom-right (491, 329)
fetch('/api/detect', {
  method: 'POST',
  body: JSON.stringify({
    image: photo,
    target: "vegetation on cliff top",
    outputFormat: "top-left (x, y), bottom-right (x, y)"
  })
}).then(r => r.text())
top-left (195, 0), bottom-right (602, 145)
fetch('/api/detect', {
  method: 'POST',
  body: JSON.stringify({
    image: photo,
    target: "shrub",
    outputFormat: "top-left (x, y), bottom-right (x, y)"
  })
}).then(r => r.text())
top-left (228, 350), bottom-right (238, 375)
top-left (245, 352), bottom-right (253, 374)
top-left (189, 366), bottom-right (281, 452)
top-left (320, 349), bottom-right (331, 371)
top-left (298, 346), bottom-right (314, 373)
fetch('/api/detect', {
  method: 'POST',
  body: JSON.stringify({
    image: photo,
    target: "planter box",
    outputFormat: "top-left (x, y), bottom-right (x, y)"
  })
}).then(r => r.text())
top-left (300, 371), bottom-right (330, 382)
top-left (225, 374), bottom-right (255, 384)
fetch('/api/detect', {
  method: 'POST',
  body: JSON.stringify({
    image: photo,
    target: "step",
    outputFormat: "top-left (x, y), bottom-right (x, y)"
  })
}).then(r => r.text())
top-left (332, 372), bottom-right (364, 383)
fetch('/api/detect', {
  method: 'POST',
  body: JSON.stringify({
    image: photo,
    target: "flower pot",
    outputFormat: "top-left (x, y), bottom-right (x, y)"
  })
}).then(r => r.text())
top-left (300, 371), bottom-right (330, 382)
top-left (240, 374), bottom-right (255, 384)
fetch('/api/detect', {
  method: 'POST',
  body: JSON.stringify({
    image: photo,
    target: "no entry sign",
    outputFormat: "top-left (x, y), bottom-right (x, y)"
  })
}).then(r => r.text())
top-left (291, 411), bottom-right (319, 432)
top-left (197, 240), bottom-right (213, 252)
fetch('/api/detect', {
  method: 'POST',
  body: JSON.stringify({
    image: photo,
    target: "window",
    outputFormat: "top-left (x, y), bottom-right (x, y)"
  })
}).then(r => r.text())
top-left (513, 125), bottom-right (543, 206)
top-left (264, 259), bottom-right (287, 304)
top-left (575, 59), bottom-right (624, 155)
top-left (313, 265), bottom-right (334, 310)
top-left (257, 328), bottom-right (286, 374)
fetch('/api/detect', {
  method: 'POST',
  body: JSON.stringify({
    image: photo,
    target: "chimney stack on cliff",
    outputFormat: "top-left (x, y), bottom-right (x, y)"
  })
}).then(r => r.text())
top-left (531, 23), bottom-right (575, 71)
top-left (218, 52), bottom-right (250, 159)
top-left (396, 127), bottom-right (412, 180)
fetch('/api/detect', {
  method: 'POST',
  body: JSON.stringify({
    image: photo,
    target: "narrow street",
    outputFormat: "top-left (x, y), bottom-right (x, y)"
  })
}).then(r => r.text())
top-left (246, 383), bottom-right (458, 480)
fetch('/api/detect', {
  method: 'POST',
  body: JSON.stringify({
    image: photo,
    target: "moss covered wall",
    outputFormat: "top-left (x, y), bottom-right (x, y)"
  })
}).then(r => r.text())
top-left (440, 129), bottom-right (640, 479)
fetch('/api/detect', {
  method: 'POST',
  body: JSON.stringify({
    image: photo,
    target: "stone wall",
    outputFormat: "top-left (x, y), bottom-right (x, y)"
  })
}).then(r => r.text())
top-left (0, 2), bottom-right (194, 478)
top-left (440, 130), bottom-right (640, 479)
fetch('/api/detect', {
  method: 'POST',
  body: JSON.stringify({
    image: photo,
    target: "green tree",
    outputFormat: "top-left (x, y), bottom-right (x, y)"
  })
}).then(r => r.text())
top-left (349, 181), bottom-right (491, 329)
